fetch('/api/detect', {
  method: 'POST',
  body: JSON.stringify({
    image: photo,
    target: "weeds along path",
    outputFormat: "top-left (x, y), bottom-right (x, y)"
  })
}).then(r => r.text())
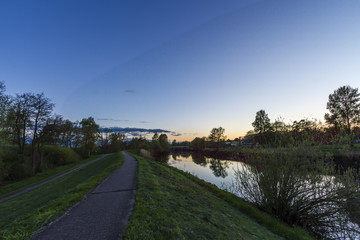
top-left (0, 154), bottom-right (110, 203)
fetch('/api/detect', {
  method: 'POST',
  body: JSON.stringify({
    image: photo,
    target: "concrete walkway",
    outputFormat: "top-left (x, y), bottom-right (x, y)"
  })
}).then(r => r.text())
top-left (30, 151), bottom-right (137, 240)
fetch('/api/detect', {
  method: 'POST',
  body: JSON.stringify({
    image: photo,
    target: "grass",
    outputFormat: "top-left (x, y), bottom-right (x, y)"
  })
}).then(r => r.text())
top-left (0, 154), bottom-right (103, 197)
top-left (0, 152), bottom-right (124, 240)
top-left (125, 153), bottom-right (314, 240)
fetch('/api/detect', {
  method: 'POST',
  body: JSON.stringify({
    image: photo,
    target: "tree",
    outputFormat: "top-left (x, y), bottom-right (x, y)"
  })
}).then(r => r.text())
top-left (152, 133), bottom-right (159, 141)
top-left (252, 110), bottom-right (271, 133)
top-left (191, 137), bottom-right (206, 151)
top-left (325, 85), bottom-right (360, 133)
top-left (0, 82), bottom-right (11, 144)
top-left (8, 93), bottom-right (34, 154)
top-left (109, 132), bottom-right (125, 151)
top-left (58, 119), bottom-right (76, 148)
top-left (158, 133), bottom-right (170, 152)
top-left (208, 127), bottom-right (226, 150)
top-left (79, 117), bottom-right (99, 156)
top-left (30, 93), bottom-right (55, 172)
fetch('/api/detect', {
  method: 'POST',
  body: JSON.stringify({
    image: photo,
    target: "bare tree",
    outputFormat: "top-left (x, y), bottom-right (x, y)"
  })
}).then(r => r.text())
top-left (30, 93), bottom-right (54, 172)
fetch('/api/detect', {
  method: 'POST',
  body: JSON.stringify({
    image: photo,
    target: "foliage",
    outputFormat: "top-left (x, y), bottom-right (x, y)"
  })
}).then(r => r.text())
top-left (109, 132), bottom-right (125, 151)
top-left (191, 137), bottom-right (206, 151)
top-left (127, 136), bottom-right (150, 152)
top-left (208, 127), bottom-right (226, 150)
top-left (41, 145), bottom-right (81, 167)
top-left (232, 147), bottom-right (360, 239)
top-left (252, 110), bottom-right (271, 134)
top-left (79, 117), bottom-right (99, 157)
top-left (325, 85), bottom-right (360, 132)
top-left (151, 133), bottom-right (170, 157)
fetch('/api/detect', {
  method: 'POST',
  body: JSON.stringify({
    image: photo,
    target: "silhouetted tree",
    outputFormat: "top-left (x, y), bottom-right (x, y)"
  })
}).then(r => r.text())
top-left (158, 133), bottom-right (170, 152)
top-left (109, 132), bottom-right (125, 151)
top-left (30, 93), bottom-right (55, 172)
top-left (252, 110), bottom-right (271, 134)
top-left (191, 137), bottom-right (206, 151)
top-left (208, 127), bottom-right (226, 151)
top-left (79, 117), bottom-right (99, 156)
top-left (152, 133), bottom-right (159, 141)
top-left (59, 119), bottom-right (76, 148)
top-left (325, 85), bottom-right (360, 133)
top-left (8, 93), bottom-right (34, 154)
top-left (0, 82), bottom-right (11, 144)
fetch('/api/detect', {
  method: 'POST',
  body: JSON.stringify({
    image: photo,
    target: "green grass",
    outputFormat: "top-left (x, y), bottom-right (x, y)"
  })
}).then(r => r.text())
top-left (125, 153), bottom-right (314, 240)
top-left (0, 152), bottom-right (124, 240)
top-left (0, 154), bottom-right (102, 197)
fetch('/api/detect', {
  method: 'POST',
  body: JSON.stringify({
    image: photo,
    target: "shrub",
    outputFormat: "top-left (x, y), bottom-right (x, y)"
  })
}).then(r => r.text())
top-left (232, 147), bottom-right (360, 239)
top-left (42, 145), bottom-right (81, 167)
top-left (0, 151), bottom-right (4, 184)
top-left (0, 147), bottom-right (31, 181)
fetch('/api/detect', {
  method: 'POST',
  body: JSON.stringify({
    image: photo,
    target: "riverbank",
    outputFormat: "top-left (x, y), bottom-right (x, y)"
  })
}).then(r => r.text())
top-left (125, 152), bottom-right (314, 240)
top-left (173, 144), bottom-right (360, 171)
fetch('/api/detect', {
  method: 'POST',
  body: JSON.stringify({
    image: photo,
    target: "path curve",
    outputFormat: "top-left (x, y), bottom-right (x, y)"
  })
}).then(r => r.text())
top-left (30, 151), bottom-right (137, 240)
top-left (0, 154), bottom-right (110, 203)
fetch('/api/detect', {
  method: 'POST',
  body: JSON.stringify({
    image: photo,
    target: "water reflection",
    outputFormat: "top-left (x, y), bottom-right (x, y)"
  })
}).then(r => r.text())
top-left (209, 159), bottom-right (229, 178)
top-left (166, 152), bottom-right (244, 190)
top-left (154, 153), bottom-right (170, 162)
top-left (191, 152), bottom-right (207, 166)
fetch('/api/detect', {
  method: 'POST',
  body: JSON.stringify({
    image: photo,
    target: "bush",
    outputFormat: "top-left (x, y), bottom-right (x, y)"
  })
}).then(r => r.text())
top-left (231, 147), bottom-right (360, 239)
top-left (7, 162), bottom-right (32, 180)
top-left (42, 145), bottom-right (81, 167)
top-left (0, 147), bottom-right (31, 181)
top-left (0, 151), bottom-right (4, 183)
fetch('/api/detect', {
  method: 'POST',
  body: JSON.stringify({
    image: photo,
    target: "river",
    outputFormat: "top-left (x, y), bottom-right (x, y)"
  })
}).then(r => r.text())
top-left (166, 152), bottom-right (246, 192)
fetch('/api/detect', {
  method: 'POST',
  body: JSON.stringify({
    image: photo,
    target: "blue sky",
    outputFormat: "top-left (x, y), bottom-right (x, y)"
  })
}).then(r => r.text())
top-left (1, 0), bottom-right (360, 141)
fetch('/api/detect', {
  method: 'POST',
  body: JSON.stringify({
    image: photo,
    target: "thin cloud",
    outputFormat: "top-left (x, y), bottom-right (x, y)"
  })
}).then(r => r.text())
top-left (97, 118), bottom-right (130, 122)
top-left (99, 127), bottom-right (171, 134)
top-left (124, 89), bottom-right (136, 94)
top-left (170, 132), bottom-right (182, 137)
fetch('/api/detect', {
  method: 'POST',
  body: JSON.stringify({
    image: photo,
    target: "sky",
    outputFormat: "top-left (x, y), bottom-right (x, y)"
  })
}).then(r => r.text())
top-left (1, 0), bottom-right (360, 141)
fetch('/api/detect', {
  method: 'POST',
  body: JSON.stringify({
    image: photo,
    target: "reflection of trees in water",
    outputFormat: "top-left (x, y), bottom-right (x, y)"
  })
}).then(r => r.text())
top-left (171, 152), bottom-right (191, 160)
top-left (155, 153), bottom-right (170, 162)
top-left (209, 159), bottom-right (229, 178)
top-left (180, 153), bottom-right (191, 158)
top-left (191, 152), bottom-right (207, 166)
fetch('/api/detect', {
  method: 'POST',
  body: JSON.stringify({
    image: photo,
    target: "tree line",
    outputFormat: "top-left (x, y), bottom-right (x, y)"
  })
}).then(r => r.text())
top-left (182, 85), bottom-right (360, 151)
top-left (0, 82), bottom-right (122, 183)
top-left (250, 85), bottom-right (360, 147)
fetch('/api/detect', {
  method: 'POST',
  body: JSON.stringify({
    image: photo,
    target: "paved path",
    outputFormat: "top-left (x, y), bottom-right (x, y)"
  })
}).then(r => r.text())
top-left (0, 154), bottom-right (110, 203)
top-left (30, 151), bottom-right (138, 240)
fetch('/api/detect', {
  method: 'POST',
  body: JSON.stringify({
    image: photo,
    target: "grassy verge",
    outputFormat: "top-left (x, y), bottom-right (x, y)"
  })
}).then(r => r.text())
top-left (0, 154), bottom-right (103, 197)
top-left (0, 152), bottom-right (124, 240)
top-left (125, 153), bottom-right (314, 240)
